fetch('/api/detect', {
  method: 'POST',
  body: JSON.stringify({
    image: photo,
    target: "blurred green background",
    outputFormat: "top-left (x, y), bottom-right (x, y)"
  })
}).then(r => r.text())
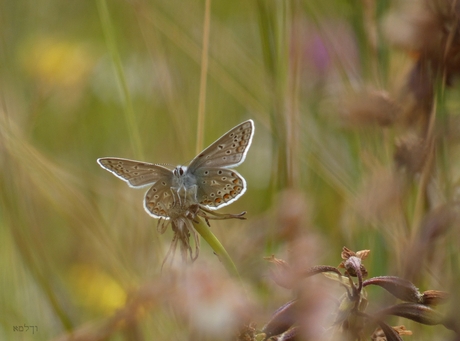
top-left (1, 0), bottom-right (459, 340)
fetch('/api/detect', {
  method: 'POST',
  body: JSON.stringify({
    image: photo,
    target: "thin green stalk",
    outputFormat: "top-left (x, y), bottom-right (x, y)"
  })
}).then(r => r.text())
top-left (96, 0), bottom-right (144, 159)
top-left (196, 0), bottom-right (211, 155)
top-left (192, 218), bottom-right (241, 280)
top-left (256, 0), bottom-right (289, 190)
top-left (0, 175), bottom-right (74, 331)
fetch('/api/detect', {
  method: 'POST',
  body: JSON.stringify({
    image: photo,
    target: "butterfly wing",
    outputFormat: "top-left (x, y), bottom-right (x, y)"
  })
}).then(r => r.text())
top-left (97, 157), bottom-right (173, 188)
top-left (193, 168), bottom-right (246, 209)
top-left (187, 119), bottom-right (254, 172)
top-left (99, 120), bottom-right (254, 215)
top-left (144, 181), bottom-right (175, 219)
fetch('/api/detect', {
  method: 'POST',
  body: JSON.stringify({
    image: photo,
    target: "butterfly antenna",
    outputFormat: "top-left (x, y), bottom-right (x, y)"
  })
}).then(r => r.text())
top-left (155, 163), bottom-right (174, 169)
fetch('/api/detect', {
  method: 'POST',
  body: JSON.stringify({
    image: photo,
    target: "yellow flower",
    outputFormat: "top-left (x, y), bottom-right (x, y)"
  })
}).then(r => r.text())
top-left (20, 36), bottom-right (95, 88)
top-left (68, 263), bottom-right (126, 315)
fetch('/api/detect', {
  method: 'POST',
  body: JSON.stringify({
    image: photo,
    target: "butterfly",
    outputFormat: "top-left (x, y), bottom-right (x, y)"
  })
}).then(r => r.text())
top-left (97, 120), bottom-right (254, 219)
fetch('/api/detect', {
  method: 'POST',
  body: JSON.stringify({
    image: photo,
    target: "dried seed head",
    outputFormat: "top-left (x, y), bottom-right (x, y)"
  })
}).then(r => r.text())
top-left (384, 3), bottom-right (442, 55)
top-left (385, 1), bottom-right (460, 127)
top-left (371, 325), bottom-right (412, 341)
top-left (401, 204), bottom-right (457, 280)
top-left (354, 168), bottom-right (403, 221)
top-left (275, 189), bottom-right (311, 241)
top-left (421, 290), bottom-right (450, 306)
top-left (265, 255), bottom-right (294, 290)
top-left (419, 205), bottom-right (457, 241)
top-left (394, 133), bottom-right (428, 174)
top-left (340, 89), bottom-right (399, 127)
top-left (159, 192), bottom-right (246, 266)
top-left (385, 1), bottom-right (460, 73)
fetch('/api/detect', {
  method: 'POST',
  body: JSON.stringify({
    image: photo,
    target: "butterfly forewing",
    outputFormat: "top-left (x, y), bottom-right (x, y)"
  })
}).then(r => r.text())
top-left (97, 158), bottom-right (173, 188)
top-left (187, 120), bottom-right (254, 172)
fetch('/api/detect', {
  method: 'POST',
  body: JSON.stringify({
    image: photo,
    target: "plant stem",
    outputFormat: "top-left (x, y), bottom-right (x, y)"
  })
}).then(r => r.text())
top-left (193, 217), bottom-right (241, 280)
top-left (96, 0), bottom-right (144, 159)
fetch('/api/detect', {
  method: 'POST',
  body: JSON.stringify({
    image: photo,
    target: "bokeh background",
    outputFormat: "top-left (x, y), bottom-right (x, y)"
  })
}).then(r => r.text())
top-left (1, 0), bottom-right (459, 340)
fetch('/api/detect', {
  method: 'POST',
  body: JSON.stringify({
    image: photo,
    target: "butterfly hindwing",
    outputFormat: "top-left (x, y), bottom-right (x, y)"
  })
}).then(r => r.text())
top-left (144, 180), bottom-right (175, 219)
top-left (193, 168), bottom-right (246, 209)
top-left (97, 158), bottom-right (173, 188)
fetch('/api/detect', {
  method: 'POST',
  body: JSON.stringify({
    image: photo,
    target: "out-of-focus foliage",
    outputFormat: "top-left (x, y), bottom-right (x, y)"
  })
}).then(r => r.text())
top-left (1, 0), bottom-right (459, 340)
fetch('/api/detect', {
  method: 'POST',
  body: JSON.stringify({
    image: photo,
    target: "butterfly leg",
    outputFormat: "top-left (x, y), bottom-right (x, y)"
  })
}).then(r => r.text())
top-left (170, 187), bottom-right (182, 206)
top-left (187, 185), bottom-right (198, 203)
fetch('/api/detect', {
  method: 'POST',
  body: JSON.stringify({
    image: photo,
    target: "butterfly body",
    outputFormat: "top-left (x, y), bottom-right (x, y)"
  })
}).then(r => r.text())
top-left (171, 166), bottom-right (195, 190)
top-left (98, 120), bottom-right (254, 219)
